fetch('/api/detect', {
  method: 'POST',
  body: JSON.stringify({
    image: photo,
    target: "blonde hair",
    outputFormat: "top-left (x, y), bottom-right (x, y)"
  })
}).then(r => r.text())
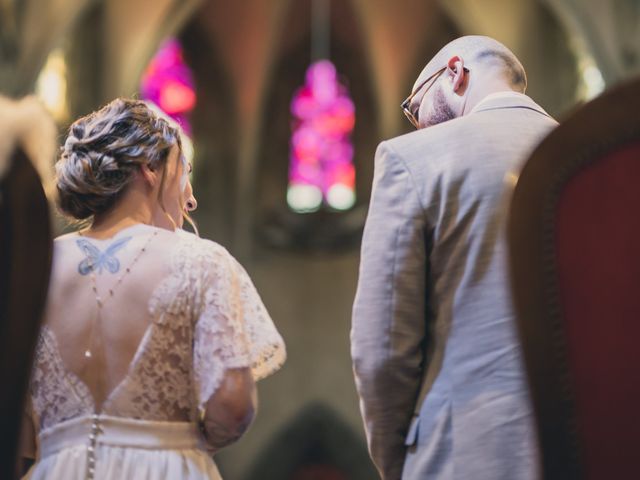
top-left (56, 98), bottom-right (182, 221)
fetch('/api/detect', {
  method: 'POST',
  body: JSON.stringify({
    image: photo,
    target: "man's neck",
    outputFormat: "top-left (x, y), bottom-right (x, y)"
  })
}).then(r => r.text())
top-left (464, 77), bottom-right (518, 115)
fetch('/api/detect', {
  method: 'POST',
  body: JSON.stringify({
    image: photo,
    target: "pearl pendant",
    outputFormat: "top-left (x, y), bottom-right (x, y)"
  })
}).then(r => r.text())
top-left (85, 350), bottom-right (92, 358)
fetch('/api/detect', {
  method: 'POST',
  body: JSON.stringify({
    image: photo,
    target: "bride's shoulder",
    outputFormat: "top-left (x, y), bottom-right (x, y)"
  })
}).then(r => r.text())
top-left (173, 229), bottom-right (226, 252)
top-left (170, 229), bottom-right (235, 266)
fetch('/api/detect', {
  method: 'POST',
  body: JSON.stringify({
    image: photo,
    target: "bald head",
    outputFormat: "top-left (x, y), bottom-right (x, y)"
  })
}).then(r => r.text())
top-left (413, 35), bottom-right (527, 93)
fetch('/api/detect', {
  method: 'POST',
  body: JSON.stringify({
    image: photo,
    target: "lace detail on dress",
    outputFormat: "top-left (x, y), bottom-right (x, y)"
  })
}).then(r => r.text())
top-left (232, 259), bottom-right (287, 380)
top-left (102, 320), bottom-right (195, 421)
top-left (189, 236), bottom-right (286, 409)
top-left (30, 230), bottom-right (286, 431)
top-left (105, 232), bottom-right (285, 418)
top-left (105, 235), bottom-right (204, 421)
top-left (31, 326), bottom-right (94, 430)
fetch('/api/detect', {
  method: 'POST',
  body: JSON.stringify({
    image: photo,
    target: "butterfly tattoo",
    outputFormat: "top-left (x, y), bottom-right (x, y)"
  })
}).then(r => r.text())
top-left (76, 236), bottom-right (132, 275)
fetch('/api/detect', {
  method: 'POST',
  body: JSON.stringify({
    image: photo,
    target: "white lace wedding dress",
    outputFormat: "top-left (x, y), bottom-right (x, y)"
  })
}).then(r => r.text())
top-left (23, 224), bottom-right (286, 479)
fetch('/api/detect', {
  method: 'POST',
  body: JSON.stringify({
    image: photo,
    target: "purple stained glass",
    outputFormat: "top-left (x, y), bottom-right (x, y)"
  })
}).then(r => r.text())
top-left (140, 38), bottom-right (196, 136)
top-left (289, 60), bottom-right (356, 210)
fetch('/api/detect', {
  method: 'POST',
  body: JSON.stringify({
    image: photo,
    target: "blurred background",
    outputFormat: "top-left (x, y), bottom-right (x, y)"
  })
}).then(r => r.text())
top-left (1, 0), bottom-right (639, 478)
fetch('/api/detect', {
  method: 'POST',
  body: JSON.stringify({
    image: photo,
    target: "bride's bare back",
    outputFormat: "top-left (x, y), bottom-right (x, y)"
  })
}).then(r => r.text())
top-left (45, 225), bottom-right (172, 408)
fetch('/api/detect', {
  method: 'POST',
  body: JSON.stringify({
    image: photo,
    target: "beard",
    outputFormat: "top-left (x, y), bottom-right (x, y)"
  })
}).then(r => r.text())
top-left (423, 85), bottom-right (457, 127)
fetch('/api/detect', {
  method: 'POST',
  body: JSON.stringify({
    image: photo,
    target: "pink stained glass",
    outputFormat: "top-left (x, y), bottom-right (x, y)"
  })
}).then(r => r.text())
top-left (289, 60), bottom-right (356, 210)
top-left (140, 38), bottom-right (196, 136)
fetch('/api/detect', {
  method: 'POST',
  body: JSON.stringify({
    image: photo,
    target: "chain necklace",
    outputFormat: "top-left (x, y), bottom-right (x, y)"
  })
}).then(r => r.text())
top-left (79, 228), bottom-right (159, 359)
top-left (75, 226), bottom-right (158, 480)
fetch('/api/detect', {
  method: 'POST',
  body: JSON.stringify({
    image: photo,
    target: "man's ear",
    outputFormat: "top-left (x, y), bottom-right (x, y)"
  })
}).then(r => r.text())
top-left (447, 55), bottom-right (466, 93)
top-left (140, 163), bottom-right (159, 187)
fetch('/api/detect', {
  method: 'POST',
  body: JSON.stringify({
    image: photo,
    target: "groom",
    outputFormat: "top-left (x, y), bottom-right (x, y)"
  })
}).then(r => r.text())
top-left (351, 36), bottom-right (557, 480)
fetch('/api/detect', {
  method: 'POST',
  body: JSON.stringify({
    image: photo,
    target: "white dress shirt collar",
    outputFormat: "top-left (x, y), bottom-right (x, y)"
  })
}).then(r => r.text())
top-left (469, 91), bottom-right (532, 114)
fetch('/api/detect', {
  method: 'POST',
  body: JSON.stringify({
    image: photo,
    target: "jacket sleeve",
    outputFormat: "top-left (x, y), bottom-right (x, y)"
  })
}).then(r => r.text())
top-left (351, 141), bottom-right (429, 480)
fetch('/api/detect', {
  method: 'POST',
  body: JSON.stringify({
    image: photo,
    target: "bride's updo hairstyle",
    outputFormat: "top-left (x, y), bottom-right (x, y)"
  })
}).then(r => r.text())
top-left (56, 98), bottom-right (181, 220)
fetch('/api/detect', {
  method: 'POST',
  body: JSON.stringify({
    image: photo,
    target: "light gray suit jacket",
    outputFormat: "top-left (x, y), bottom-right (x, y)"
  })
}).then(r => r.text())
top-left (351, 93), bottom-right (557, 480)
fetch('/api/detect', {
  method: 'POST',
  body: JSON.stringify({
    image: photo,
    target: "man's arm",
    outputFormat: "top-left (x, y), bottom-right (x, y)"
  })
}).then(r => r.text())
top-left (351, 141), bottom-right (429, 480)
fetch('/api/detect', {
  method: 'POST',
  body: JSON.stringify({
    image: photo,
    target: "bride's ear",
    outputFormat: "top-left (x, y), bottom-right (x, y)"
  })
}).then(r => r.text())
top-left (140, 163), bottom-right (160, 188)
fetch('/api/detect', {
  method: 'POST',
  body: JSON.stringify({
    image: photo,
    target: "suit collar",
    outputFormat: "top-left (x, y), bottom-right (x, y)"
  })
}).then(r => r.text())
top-left (470, 91), bottom-right (551, 118)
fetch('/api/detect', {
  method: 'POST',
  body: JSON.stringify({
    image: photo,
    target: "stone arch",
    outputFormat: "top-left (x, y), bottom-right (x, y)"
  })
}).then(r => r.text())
top-left (543, 0), bottom-right (640, 85)
top-left (100, 0), bottom-right (202, 101)
top-left (255, 0), bottom-right (378, 252)
top-left (241, 402), bottom-right (377, 480)
top-left (50, 1), bottom-right (202, 120)
top-left (0, 0), bottom-right (93, 96)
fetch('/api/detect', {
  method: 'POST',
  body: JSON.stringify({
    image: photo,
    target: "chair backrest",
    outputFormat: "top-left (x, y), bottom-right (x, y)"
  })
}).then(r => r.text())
top-left (0, 147), bottom-right (52, 479)
top-left (508, 76), bottom-right (640, 480)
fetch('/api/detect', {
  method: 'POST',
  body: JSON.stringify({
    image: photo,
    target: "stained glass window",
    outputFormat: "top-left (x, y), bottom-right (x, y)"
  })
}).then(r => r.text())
top-left (287, 60), bottom-right (356, 213)
top-left (140, 38), bottom-right (196, 136)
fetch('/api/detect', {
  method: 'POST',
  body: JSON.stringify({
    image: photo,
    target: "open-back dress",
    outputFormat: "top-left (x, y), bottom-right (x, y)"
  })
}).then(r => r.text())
top-left (23, 224), bottom-right (286, 479)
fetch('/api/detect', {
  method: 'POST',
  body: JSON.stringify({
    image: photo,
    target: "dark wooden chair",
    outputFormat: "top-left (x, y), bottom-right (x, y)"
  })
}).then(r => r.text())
top-left (0, 147), bottom-right (53, 479)
top-left (508, 76), bottom-right (640, 480)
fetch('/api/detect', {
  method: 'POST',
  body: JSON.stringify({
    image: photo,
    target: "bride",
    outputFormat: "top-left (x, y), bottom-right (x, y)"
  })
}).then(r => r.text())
top-left (20, 98), bottom-right (286, 479)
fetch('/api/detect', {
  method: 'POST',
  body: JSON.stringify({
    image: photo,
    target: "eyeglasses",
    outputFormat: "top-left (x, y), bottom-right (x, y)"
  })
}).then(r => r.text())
top-left (401, 66), bottom-right (469, 129)
top-left (401, 67), bottom-right (446, 129)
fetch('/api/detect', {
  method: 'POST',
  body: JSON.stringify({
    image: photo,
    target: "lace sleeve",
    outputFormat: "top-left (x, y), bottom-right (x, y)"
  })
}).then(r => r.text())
top-left (193, 243), bottom-right (286, 409)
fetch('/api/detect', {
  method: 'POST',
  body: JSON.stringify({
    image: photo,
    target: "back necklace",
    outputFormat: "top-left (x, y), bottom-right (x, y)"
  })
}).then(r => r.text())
top-left (77, 228), bottom-right (159, 359)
